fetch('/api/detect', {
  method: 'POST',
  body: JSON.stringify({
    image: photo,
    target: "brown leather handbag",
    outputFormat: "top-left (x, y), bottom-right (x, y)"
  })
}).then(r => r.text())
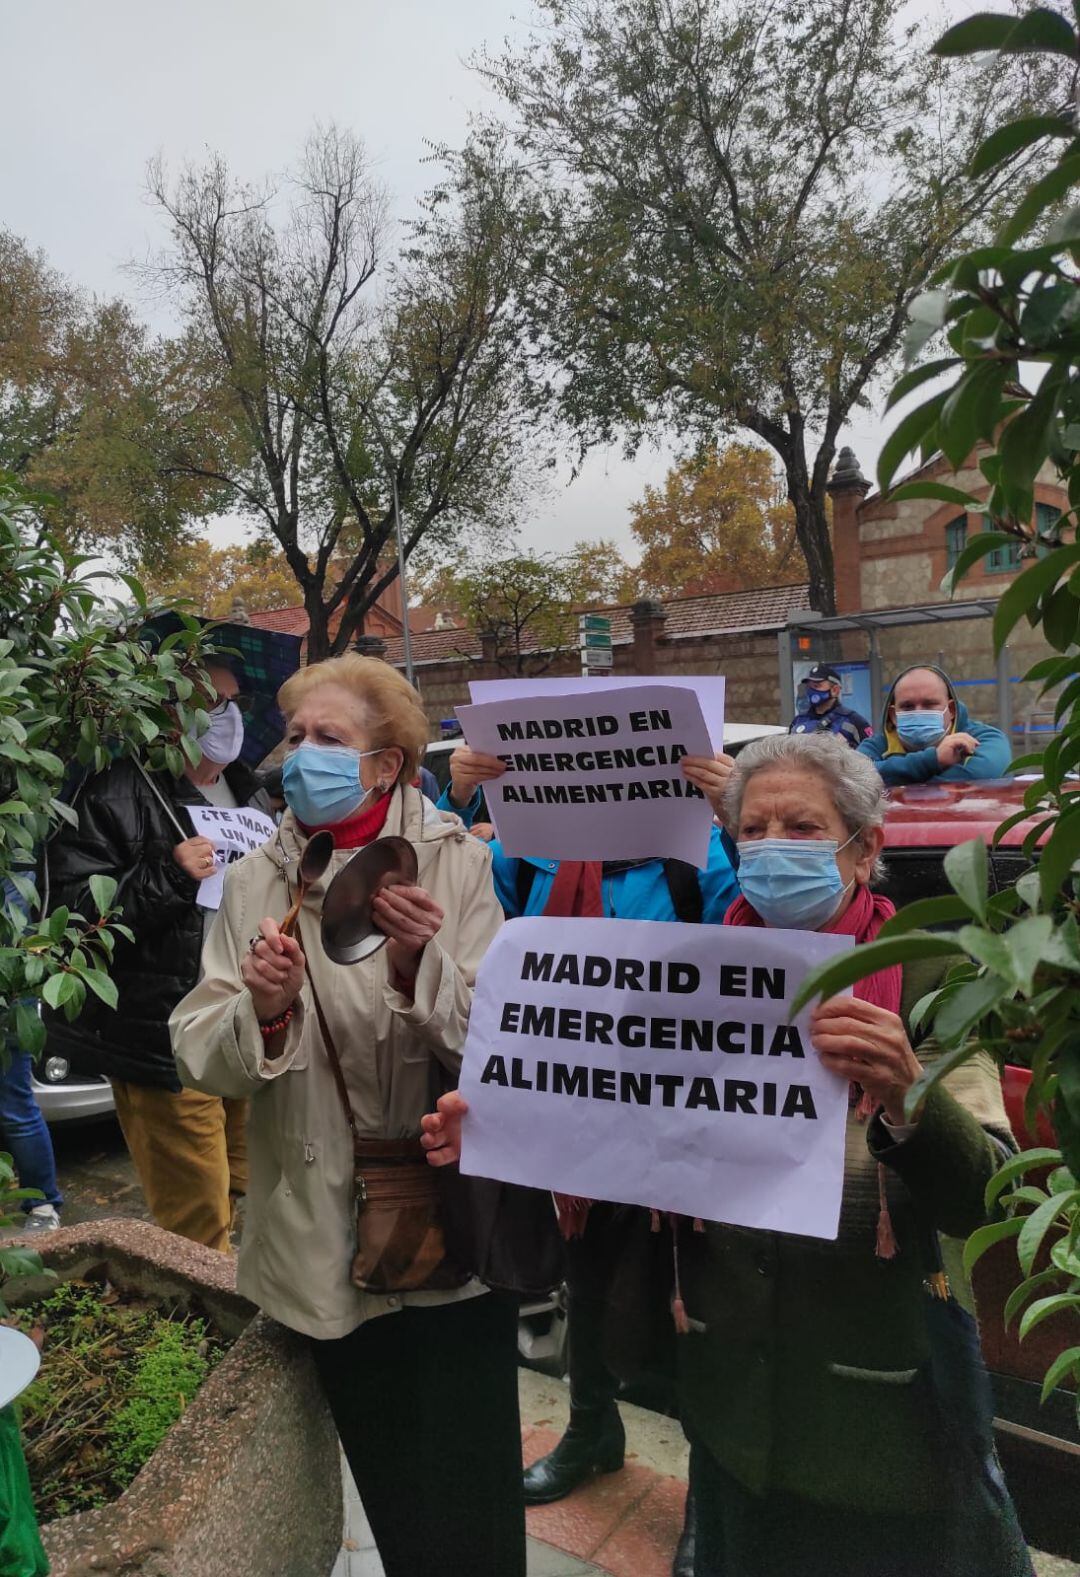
top-left (298, 930), bottom-right (467, 1295)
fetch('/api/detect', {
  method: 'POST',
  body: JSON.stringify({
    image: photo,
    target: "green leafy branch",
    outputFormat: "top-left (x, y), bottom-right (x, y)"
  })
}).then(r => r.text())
top-left (795, 5), bottom-right (1080, 1421)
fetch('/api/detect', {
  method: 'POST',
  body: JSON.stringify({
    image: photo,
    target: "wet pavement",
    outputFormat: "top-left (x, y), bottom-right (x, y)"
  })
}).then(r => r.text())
top-left (50, 1123), bottom-right (1079, 1577)
top-left (51, 1114), bottom-right (148, 1227)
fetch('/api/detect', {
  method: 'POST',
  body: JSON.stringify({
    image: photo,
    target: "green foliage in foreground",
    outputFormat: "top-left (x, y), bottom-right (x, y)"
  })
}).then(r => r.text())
top-left (0, 473), bottom-right (213, 1299)
top-left (0, 474), bottom-right (212, 1054)
top-left (795, 6), bottom-right (1080, 1419)
top-left (0, 1149), bottom-right (55, 1313)
top-left (16, 1280), bottom-right (226, 1521)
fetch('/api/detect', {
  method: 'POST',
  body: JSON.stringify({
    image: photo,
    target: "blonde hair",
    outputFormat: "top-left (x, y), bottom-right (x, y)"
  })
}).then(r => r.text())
top-left (278, 654), bottom-right (429, 785)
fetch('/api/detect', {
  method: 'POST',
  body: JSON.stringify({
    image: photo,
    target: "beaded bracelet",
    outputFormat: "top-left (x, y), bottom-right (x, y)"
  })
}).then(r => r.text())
top-left (258, 1003), bottom-right (296, 1039)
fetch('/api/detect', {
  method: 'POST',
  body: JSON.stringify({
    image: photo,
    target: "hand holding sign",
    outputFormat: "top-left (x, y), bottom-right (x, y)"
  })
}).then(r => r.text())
top-left (421, 1090), bottom-right (468, 1168)
top-left (678, 752), bottom-right (735, 815)
top-left (447, 748), bottom-right (506, 809)
top-left (810, 997), bottom-right (923, 1126)
top-left (185, 805), bottom-right (277, 910)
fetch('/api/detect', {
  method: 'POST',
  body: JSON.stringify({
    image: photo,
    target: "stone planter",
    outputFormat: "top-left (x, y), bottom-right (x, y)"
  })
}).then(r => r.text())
top-left (7, 1218), bottom-right (341, 1577)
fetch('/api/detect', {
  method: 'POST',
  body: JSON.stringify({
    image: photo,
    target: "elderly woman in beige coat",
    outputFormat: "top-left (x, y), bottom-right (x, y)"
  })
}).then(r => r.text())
top-left (170, 655), bottom-right (518, 1577)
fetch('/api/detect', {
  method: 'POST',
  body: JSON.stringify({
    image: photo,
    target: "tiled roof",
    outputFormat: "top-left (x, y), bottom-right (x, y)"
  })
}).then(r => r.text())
top-left (382, 582), bottom-right (811, 667)
top-left (248, 582), bottom-right (811, 665)
top-left (247, 602), bottom-right (448, 641)
top-left (247, 606), bottom-right (311, 637)
top-left (657, 582), bottom-right (811, 638)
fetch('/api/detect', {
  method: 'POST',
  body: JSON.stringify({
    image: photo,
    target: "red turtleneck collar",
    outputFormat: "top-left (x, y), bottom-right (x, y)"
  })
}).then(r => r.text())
top-left (298, 788), bottom-right (394, 849)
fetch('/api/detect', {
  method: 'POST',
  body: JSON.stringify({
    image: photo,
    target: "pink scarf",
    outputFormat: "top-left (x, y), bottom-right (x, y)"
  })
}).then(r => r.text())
top-left (724, 884), bottom-right (902, 1013)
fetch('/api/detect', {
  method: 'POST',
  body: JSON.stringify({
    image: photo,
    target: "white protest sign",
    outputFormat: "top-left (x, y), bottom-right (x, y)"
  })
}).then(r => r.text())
top-left (470, 675), bottom-right (727, 752)
top-left (186, 804), bottom-right (277, 910)
top-left (456, 684), bottom-right (715, 866)
top-left (459, 916), bottom-right (853, 1240)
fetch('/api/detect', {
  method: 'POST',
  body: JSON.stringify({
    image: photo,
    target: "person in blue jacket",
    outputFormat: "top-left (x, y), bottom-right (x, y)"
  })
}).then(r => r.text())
top-left (438, 743), bottom-right (739, 1577)
top-left (857, 664), bottom-right (1012, 786)
top-left (437, 749), bottom-right (738, 924)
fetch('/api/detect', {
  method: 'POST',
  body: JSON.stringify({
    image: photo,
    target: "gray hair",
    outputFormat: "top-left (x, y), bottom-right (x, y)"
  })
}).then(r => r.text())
top-left (722, 732), bottom-right (888, 883)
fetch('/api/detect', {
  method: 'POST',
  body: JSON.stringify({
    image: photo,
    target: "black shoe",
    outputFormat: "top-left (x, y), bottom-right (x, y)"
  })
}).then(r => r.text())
top-left (672, 1483), bottom-right (697, 1577)
top-left (522, 1412), bottom-right (626, 1506)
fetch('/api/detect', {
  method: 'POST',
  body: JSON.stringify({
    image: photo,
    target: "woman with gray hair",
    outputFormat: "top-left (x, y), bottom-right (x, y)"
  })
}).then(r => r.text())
top-left (680, 730), bottom-right (1030, 1576)
top-left (424, 731), bottom-right (1030, 1577)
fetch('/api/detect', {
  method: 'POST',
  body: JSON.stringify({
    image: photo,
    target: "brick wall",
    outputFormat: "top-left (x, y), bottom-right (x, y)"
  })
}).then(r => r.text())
top-left (856, 453), bottom-right (1066, 612)
top-left (409, 628), bottom-right (787, 737)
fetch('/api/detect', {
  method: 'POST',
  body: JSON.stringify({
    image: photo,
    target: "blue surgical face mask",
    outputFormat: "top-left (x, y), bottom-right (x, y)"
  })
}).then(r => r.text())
top-left (736, 831), bottom-right (860, 931)
top-left (282, 744), bottom-right (381, 826)
top-left (895, 709), bottom-right (949, 749)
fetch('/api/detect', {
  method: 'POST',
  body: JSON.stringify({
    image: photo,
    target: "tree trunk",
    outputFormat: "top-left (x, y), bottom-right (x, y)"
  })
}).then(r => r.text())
top-left (305, 594), bottom-right (332, 663)
top-left (786, 464), bottom-right (837, 617)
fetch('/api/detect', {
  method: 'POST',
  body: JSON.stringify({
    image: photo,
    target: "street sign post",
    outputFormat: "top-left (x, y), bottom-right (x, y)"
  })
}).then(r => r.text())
top-left (579, 613), bottom-right (613, 675)
top-left (581, 645), bottom-right (614, 668)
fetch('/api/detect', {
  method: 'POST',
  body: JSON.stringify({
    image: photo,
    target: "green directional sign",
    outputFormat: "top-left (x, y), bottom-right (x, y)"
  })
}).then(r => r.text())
top-left (579, 613), bottom-right (611, 634)
top-left (581, 631), bottom-right (612, 649)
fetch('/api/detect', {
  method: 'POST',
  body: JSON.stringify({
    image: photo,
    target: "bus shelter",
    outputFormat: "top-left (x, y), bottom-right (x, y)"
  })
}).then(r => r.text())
top-left (777, 599), bottom-right (1012, 736)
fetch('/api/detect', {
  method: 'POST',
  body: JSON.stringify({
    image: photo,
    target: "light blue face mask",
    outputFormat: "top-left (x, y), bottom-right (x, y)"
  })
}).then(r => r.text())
top-left (736, 831), bottom-right (860, 931)
top-left (281, 744), bottom-right (381, 826)
top-left (895, 709), bottom-right (949, 749)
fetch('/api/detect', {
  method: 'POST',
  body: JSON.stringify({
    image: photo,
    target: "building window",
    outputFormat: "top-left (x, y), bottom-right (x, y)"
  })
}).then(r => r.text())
top-left (1035, 503), bottom-right (1062, 553)
top-left (983, 515), bottom-right (1022, 573)
top-left (945, 517), bottom-right (968, 570)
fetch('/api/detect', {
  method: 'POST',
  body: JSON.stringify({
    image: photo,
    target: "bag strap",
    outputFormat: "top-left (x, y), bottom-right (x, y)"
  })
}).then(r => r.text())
top-left (661, 859), bottom-right (703, 924)
top-left (293, 916), bottom-right (361, 1159)
top-left (515, 858), bottom-right (537, 915)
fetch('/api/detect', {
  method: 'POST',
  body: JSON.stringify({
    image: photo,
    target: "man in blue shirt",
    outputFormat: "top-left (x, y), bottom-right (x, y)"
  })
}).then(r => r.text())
top-left (788, 663), bottom-right (872, 750)
top-left (857, 664), bottom-right (1012, 786)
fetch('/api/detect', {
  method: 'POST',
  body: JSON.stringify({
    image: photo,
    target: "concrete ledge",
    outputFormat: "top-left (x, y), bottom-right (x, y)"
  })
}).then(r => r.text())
top-left (10, 1218), bottom-right (341, 1577)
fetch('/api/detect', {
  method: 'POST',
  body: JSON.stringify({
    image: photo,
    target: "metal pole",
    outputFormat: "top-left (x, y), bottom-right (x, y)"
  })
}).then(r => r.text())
top-left (777, 626), bottom-right (795, 724)
top-left (868, 627), bottom-right (884, 725)
top-left (392, 475), bottom-right (415, 689)
top-left (996, 640), bottom-right (1013, 743)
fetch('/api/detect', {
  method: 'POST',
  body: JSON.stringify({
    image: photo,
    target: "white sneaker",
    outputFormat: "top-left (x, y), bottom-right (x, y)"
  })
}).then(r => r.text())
top-left (22, 1205), bottom-right (61, 1233)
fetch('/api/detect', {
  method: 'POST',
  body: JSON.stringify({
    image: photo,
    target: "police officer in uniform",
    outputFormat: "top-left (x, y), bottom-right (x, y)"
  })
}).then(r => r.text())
top-left (788, 663), bottom-right (872, 750)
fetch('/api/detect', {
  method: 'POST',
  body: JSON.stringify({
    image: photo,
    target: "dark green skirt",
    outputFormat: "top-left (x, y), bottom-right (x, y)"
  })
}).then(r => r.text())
top-left (688, 1437), bottom-right (1033, 1577)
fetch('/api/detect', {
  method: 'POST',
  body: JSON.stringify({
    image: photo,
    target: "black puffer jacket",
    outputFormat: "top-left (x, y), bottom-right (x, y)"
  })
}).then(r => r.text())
top-left (43, 757), bottom-right (266, 1090)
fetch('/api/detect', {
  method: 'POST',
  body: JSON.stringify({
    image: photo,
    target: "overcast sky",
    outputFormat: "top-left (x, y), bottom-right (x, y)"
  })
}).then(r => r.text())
top-left (3, 0), bottom-right (944, 564)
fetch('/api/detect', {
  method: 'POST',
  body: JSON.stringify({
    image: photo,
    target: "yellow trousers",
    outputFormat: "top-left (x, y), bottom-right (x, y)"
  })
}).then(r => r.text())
top-left (111, 1082), bottom-right (249, 1254)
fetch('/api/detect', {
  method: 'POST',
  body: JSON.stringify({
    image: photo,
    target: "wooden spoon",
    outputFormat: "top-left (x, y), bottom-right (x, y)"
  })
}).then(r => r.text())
top-left (280, 829), bottom-right (335, 937)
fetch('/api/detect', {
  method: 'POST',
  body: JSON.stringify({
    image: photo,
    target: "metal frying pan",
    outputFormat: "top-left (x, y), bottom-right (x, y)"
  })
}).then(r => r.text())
top-left (320, 836), bottom-right (419, 965)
